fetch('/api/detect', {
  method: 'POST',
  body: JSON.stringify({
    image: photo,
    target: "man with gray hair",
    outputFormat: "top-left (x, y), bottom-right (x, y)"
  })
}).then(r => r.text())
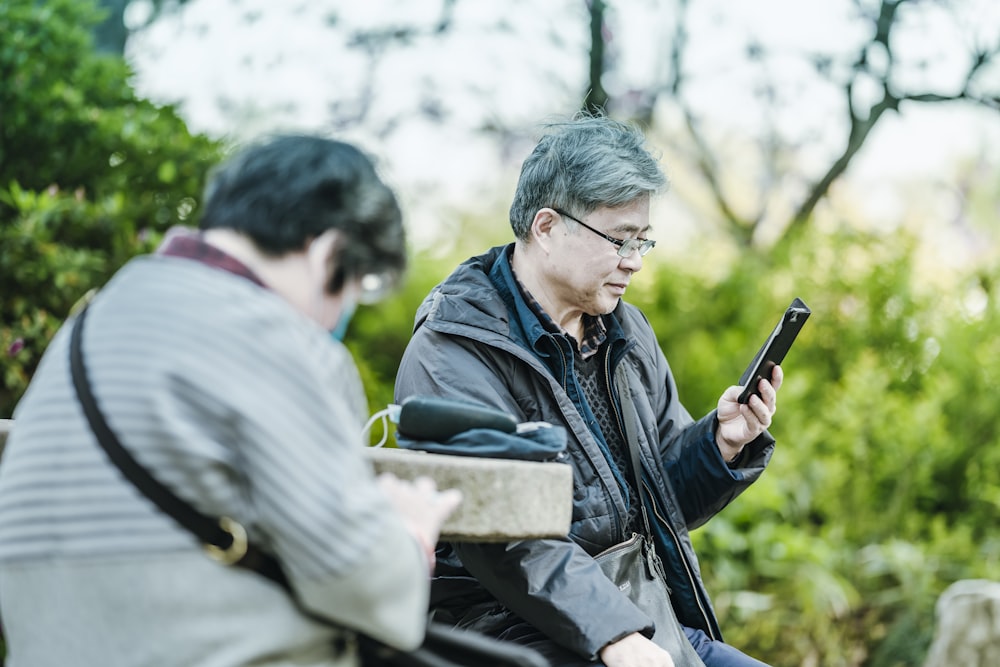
top-left (395, 115), bottom-right (780, 667)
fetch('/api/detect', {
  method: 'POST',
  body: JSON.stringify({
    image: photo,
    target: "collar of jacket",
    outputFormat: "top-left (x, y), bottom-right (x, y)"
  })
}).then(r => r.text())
top-left (486, 244), bottom-right (634, 375)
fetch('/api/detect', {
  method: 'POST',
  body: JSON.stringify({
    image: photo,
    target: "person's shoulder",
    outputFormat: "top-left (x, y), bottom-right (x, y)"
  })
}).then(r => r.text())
top-left (436, 246), bottom-right (507, 295)
top-left (416, 246), bottom-right (509, 328)
top-left (615, 300), bottom-right (655, 335)
top-left (117, 257), bottom-right (327, 364)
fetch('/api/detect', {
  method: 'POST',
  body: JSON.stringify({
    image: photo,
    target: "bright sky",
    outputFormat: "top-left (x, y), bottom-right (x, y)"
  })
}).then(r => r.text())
top-left (126, 0), bottom-right (1000, 254)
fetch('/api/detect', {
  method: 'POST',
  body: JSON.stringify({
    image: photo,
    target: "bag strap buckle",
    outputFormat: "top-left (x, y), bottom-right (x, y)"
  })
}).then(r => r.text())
top-left (204, 516), bottom-right (248, 565)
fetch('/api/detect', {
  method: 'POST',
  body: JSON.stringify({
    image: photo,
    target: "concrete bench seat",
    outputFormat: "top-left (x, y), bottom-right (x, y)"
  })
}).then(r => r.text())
top-left (0, 419), bottom-right (573, 542)
top-left (364, 445), bottom-right (572, 541)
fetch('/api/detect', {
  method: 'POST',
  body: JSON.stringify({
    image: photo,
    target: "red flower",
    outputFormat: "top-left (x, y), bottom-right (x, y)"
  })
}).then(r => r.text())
top-left (7, 338), bottom-right (25, 357)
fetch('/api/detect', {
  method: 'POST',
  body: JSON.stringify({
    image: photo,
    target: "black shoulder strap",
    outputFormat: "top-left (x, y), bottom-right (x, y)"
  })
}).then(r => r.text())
top-left (68, 304), bottom-right (290, 590)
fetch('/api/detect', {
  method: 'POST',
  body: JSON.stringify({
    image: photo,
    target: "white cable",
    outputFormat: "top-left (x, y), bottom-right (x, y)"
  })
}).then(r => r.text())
top-left (361, 404), bottom-right (401, 448)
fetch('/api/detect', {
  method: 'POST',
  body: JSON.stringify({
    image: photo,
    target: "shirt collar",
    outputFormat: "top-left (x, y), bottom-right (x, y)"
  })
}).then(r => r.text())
top-left (156, 227), bottom-right (267, 288)
top-left (509, 264), bottom-right (607, 359)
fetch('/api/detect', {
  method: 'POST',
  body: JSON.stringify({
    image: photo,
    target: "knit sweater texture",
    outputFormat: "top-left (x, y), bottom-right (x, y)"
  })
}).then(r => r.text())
top-left (0, 252), bottom-right (428, 666)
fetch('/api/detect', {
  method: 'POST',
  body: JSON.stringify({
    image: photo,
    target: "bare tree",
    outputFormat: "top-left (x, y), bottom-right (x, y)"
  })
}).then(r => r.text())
top-left (788, 0), bottom-right (998, 233)
top-left (93, 0), bottom-right (194, 54)
top-left (584, 0), bottom-right (610, 113)
top-left (120, 0), bottom-right (998, 251)
top-left (593, 0), bottom-right (1000, 248)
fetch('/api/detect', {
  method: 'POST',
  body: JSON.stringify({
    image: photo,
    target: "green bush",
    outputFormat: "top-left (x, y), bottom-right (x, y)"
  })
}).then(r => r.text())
top-left (0, 0), bottom-right (222, 418)
top-left (346, 253), bottom-right (456, 444)
top-left (2, 2), bottom-right (997, 665)
top-left (347, 223), bottom-right (1000, 667)
top-left (625, 228), bottom-right (1000, 666)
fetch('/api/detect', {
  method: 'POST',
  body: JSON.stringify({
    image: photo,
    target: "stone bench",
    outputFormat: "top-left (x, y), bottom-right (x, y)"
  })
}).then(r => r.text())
top-left (923, 579), bottom-right (1000, 667)
top-left (365, 446), bottom-right (571, 541)
top-left (0, 419), bottom-right (572, 542)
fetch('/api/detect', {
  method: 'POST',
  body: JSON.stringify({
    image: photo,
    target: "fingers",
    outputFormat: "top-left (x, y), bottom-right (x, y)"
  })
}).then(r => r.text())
top-left (746, 367), bottom-right (781, 428)
top-left (435, 487), bottom-right (463, 516)
top-left (744, 399), bottom-right (772, 430)
top-left (377, 473), bottom-right (463, 542)
top-left (721, 385), bottom-right (743, 403)
top-left (599, 632), bottom-right (675, 667)
top-left (378, 474), bottom-right (461, 510)
top-left (769, 364), bottom-right (784, 392)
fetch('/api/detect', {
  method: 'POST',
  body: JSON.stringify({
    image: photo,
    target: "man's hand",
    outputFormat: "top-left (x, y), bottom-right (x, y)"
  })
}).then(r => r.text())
top-left (599, 632), bottom-right (675, 667)
top-left (715, 365), bottom-right (783, 462)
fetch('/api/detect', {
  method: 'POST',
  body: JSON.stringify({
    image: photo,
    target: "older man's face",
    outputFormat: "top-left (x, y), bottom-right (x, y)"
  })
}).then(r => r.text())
top-left (545, 197), bottom-right (651, 318)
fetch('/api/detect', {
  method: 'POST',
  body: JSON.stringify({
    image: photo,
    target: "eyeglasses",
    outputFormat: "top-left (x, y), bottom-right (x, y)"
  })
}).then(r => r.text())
top-left (357, 272), bottom-right (395, 304)
top-left (551, 208), bottom-right (656, 258)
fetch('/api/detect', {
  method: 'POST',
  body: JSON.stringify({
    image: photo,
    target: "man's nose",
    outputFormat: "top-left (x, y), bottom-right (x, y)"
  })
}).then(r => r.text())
top-left (618, 249), bottom-right (643, 273)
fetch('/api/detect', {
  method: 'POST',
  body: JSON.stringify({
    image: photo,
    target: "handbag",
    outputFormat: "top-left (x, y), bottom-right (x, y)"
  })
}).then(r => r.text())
top-left (594, 534), bottom-right (703, 667)
top-left (598, 383), bottom-right (706, 667)
top-left (67, 304), bottom-right (547, 667)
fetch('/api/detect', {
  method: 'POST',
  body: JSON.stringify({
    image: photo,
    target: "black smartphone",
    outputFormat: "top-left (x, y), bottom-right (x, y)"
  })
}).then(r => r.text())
top-left (737, 297), bottom-right (811, 404)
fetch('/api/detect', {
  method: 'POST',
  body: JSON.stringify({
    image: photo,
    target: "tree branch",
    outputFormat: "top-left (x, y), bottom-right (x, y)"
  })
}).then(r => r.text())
top-left (786, 0), bottom-right (998, 233)
top-left (662, 0), bottom-right (758, 246)
top-left (583, 0), bottom-right (609, 114)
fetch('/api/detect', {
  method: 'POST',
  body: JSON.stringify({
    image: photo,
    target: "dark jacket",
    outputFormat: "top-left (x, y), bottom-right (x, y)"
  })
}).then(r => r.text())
top-left (394, 245), bottom-right (774, 660)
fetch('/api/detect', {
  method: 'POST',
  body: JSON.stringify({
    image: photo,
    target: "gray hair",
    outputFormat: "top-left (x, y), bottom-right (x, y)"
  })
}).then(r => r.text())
top-left (508, 115), bottom-right (667, 240)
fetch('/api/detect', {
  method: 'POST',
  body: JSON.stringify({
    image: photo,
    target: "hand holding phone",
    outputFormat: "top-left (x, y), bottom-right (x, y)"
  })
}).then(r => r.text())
top-left (737, 297), bottom-right (811, 404)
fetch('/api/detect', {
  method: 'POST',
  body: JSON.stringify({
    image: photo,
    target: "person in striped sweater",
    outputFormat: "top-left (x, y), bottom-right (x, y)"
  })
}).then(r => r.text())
top-left (0, 135), bottom-right (460, 667)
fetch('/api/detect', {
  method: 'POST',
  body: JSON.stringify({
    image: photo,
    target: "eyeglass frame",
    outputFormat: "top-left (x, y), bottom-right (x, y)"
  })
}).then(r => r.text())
top-left (550, 208), bottom-right (656, 258)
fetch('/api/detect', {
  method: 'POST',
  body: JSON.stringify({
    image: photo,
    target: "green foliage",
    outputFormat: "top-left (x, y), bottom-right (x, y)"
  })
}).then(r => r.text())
top-left (625, 228), bottom-right (1000, 666)
top-left (347, 253), bottom-right (461, 445)
top-left (348, 223), bottom-right (1000, 667)
top-left (2, 3), bottom-right (997, 665)
top-left (0, 0), bottom-right (222, 418)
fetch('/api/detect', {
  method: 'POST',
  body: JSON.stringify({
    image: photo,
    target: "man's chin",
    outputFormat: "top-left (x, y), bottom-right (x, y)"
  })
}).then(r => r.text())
top-left (587, 298), bottom-right (621, 316)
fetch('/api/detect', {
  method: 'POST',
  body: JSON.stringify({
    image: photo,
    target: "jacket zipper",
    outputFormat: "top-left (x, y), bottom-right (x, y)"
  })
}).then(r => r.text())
top-left (553, 337), bottom-right (568, 389)
top-left (593, 531), bottom-right (642, 560)
top-left (645, 480), bottom-right (719, 641)
top-left (607, 354), bottom-right (719, 641)
top-left (604, 347), bottom-right (631, 540)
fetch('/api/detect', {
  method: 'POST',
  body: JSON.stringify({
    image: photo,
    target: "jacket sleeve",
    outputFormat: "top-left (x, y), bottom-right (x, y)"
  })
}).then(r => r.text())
top-left (661, 412), bottom-right (773, 531)
top-left (627, 307), bottom-right (775, 530)
top-left (396, 327), bottom-right (653, 659)
top-left (453, 539), bottom-right (654, 660)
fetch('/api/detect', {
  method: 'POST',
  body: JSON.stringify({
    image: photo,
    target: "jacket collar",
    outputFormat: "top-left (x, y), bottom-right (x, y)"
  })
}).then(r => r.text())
top-left (416, 242), bottom-right (631, 361)
top-left (488, 245), bottom-right (632, 366)
top-left (488, 244), bottom-right (553, 356)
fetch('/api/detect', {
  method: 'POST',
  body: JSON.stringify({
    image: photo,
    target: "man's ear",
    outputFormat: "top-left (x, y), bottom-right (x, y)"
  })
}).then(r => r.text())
top-left (530, 208), bottom-right (559, 254)
top-left (307, 228), bottom-right (341, 287)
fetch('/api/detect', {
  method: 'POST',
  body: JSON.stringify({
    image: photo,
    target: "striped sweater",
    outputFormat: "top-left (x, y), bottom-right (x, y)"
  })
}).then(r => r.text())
top-left (0, 253), bottom-right (428, 666)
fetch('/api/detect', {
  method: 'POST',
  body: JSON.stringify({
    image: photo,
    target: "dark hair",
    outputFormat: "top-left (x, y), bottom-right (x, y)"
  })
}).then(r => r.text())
top-left (199, 134), bottom-right (406, 294)
top-left (509, 114), bottom-right (667, 240)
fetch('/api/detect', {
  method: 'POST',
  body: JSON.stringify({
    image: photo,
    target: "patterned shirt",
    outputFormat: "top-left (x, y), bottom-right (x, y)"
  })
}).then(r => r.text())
top-left (510, 268), bottom-right (641, 534)
top-left (510, 272), bottom-right (607, 358)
